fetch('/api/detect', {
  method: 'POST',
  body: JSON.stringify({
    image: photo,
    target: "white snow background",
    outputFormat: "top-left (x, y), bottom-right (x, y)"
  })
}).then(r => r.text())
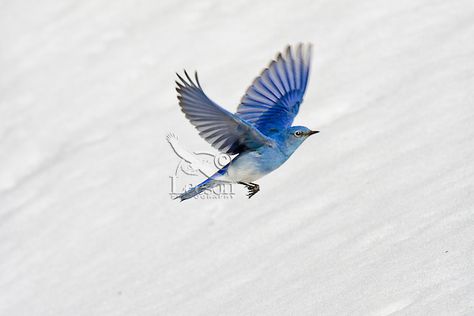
top-left (1, 0), bottom-right (474, 315)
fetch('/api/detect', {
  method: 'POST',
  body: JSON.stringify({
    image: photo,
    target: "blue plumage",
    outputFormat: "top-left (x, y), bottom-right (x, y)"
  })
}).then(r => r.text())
top-left (175, 44), bottom-right (318, 201)
top-left (236, 44), bottom-right (312, 135)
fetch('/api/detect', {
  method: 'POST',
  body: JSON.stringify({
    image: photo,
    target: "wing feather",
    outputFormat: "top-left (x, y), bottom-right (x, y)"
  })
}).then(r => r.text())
top-left (236, 43), bottom-right (312, 135)
top-left (176, 71), bottom-right (273, 155)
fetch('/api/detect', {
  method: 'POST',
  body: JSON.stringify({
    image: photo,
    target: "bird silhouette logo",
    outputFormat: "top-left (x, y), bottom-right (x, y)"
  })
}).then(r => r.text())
top-left (166, 133), bottom-right (231, 178)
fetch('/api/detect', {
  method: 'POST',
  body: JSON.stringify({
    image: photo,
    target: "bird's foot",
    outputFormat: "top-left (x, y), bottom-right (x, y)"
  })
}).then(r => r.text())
top-left (247, 184), bottom-right (259, 199)
top-left (239, 182), bottom-right (260, 199)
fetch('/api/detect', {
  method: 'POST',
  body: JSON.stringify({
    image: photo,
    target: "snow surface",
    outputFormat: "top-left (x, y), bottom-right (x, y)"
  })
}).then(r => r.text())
top-left (1, 0), bottom-right (474, 315)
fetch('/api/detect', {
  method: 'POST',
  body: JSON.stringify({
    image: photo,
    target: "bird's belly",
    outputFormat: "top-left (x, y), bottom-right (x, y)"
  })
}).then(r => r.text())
top-left (221, 150), bottom-right (286, 183)
top-left (225, 168), bottom-right (261, 183)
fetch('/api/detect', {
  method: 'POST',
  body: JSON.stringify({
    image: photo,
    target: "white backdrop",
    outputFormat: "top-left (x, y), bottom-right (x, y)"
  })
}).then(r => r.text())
top-left (1, 0), bottom-right (473, 315)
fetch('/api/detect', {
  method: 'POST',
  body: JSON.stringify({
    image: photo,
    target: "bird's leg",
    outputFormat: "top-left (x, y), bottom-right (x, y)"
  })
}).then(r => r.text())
top-left (247, 182), bottom-right (260, 198)
top-left (238, 182), bottom-right (260, 199)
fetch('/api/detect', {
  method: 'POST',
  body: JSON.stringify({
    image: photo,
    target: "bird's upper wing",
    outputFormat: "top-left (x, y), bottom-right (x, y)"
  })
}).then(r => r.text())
top-left (176, 71), bottom-right (274, 155)
top-left (235, 43), bottom-right (312, 135)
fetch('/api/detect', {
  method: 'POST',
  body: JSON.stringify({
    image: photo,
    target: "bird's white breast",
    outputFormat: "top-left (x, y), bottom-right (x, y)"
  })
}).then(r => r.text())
top-left (219, 149), bottom-right (286, 183)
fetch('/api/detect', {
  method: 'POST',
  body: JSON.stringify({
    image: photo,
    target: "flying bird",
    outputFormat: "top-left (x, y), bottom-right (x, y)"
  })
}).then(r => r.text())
top-left (174, 43), bottom-right (319, 201)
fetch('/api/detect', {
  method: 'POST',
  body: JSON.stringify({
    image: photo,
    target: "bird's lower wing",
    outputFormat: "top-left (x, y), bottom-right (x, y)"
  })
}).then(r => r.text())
top-left (176, 71), bottom-right (273, 155)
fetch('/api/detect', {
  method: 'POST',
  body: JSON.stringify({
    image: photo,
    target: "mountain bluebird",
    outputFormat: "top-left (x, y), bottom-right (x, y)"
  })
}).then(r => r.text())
top-left (175, 43), bottom-right (319, 201)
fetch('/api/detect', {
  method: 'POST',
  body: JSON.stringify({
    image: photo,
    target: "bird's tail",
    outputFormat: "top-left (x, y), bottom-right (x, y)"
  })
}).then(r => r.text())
top-left (174, 177), bottom-right (222, 201)
top-left (174, 162), bottom-right (230, 202)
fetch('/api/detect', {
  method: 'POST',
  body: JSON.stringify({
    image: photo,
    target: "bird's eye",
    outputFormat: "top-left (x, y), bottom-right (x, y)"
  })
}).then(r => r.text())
top-left (294, 131), bottom-right (303, 137)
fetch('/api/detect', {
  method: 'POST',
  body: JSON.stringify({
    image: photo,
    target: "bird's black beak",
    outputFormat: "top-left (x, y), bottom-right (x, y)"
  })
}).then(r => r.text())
top-left (307, 130), bottom-right (320, 136)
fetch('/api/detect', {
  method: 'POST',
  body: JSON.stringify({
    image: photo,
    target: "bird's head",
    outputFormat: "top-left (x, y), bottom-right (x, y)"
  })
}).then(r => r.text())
top-left (283, 126), bottom-right (319, 152)
top-left (288, 126), bottom-right (319, 140)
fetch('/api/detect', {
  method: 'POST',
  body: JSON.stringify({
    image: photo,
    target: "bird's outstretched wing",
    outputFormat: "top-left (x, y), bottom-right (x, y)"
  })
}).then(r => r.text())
top-left (176, 71), bottom-right (273, 155)
top-left (236, 43), bottom-right (312, 135)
